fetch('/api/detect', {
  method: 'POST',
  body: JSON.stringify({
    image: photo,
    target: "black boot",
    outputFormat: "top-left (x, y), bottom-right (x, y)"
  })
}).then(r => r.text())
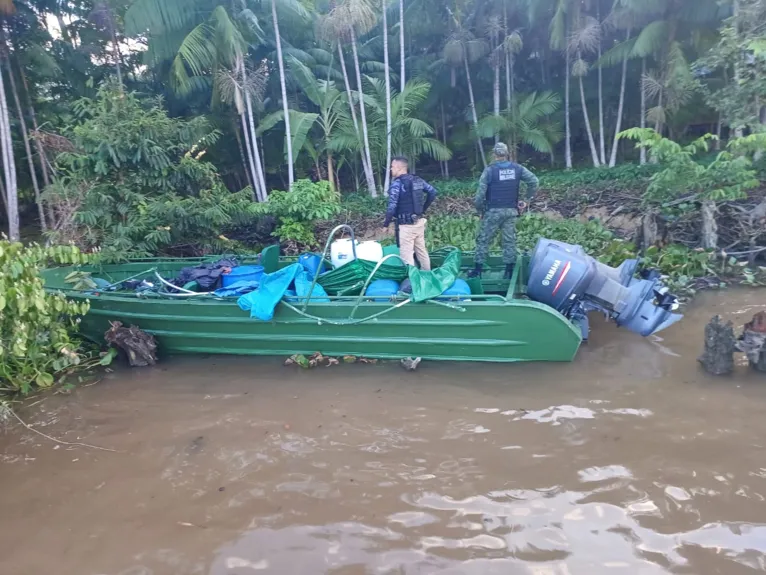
top-left (503, 264), bottom-right (515, 279)
top-left (467, 264), bottom-right (483, 279)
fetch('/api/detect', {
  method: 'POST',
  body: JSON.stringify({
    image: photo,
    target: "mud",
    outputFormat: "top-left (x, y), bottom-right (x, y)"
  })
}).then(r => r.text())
top-left (1, 290), bottom-right (766, 574)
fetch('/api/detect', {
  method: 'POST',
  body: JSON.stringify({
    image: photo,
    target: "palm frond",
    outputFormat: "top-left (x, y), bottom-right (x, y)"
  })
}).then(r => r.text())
top-left (287, 55), bottom-right (322, 105)
top-left (568, 16), bottom-right (601, 55)
top-left (256, 109), bottom-right (286, 136)
top-left (571, 57), bottom-right (589, 77)
top-left (287, 110), bottom-right (319, 160)
top-left (597, 37), bottom-right (637, 68)
top-left (631, 20), bottom-right (669, 58)
top-left (504, 30), bottom-right (523, 55)
top-left (125, 0), bottom-right (200, 36)
top-left (210, 5), bottom-right (246, 66)
top-left (521, 128), bottom-right (556, 154)
top-left (476, 114), bottom-right (510, 139)
top-left (170, 22), bottom-right (216, 93)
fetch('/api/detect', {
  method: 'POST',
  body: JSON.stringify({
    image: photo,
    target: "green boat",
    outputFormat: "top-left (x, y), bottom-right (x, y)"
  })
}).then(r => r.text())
top-left (41, 226), bottom-right (682, 363)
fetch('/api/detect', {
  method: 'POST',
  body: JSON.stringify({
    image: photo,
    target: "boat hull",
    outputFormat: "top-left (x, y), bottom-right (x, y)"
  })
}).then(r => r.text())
top-left (41, 255), bottom-right (583, 363)
top-left (72, 296), bottom-right (581, 362)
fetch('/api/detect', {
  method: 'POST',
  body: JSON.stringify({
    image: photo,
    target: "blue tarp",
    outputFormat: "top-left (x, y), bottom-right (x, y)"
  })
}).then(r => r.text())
top-left (214, 280), bottom-right (260, 298)
top-left (237, 263), bottom-right (329, 321)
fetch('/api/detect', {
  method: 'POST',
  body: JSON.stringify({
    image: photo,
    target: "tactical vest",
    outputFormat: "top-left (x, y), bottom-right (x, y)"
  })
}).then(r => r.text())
top-left (394, 174), bottom-right (425, 225)
top-left (486, 161), bottom-right (521, 209)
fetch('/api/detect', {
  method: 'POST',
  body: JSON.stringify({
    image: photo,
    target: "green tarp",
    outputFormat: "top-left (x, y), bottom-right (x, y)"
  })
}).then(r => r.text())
top-left (407, 249), bottom-right (462, 303)
top-left (316, 248), bottom-right (462, 302)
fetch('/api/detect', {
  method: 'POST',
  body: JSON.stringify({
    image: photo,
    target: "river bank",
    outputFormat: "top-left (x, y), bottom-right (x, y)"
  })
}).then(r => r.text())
top-left (1, 289), bottom-right (765, 574)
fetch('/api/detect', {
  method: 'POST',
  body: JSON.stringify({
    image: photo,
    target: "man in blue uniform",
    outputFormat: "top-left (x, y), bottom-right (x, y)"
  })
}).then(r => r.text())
top-left (384, 156), bottom-right (438, 270)
top-left (469, 142), bottom-right (539, 279)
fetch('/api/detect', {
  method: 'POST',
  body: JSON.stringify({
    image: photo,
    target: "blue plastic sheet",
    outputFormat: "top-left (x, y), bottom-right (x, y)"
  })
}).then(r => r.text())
top-left (214, 280), bottom-right (260, 298)
top-left (237, 264), bottom-right (329, 321)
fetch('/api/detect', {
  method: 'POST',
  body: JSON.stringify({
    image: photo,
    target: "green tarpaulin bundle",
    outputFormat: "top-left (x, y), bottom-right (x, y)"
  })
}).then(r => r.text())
top-left (316, 249), bottom-right (462, 302)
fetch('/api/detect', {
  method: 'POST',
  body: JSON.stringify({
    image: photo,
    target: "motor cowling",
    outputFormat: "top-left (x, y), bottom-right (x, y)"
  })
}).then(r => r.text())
top-left (526, 238), bottom-right (682, 340)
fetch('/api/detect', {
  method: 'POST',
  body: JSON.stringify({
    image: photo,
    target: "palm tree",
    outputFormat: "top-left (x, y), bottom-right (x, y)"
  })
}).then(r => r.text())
top-left (486, 14), bottom-right (503, 143)
top-left (547, 0), bottom-right (573, 168)
top-left (399, 0), bottom-right (405, 92)
top-left (282, 56), bottom-right (350, 191)
top-left (503, 27), bottom-right (523, 111)
top-left (346, 79), bottom-right (451, 173)
top-left (326, 0), bottom-right (378, 196)
top-left (443, 6), bottom-right (488, 168)
top-left (4, 53), bottom-right (45, 231)
top-left (271, 0), bottom-right (294, 187)
top-left (0, 3), bottom-right (18, 239)
top-left (569, 12), bottom-right (602, 167)
top-left (477, 91), bottom-right (562, 161)
top-left (217, 55), bottom-right (269, 201)
top-left (382, 0), bottom-right (393, 193)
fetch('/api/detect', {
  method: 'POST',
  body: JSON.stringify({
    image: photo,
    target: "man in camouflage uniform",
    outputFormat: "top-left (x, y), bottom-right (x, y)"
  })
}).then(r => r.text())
top-left (469, 142), bottom-right (539, 279)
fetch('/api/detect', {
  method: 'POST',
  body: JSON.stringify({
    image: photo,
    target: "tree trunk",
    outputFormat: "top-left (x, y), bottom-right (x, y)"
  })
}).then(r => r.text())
top-left (564, 48), bottom-right (572, 169)
top-left (0, 60), bottom-right (18, 240)
top-left (715, 111), bottom-right (722, 151)
top-left (56, 13), bottom-right (74, 47)
top-left (383, 1), bottom-right (392, 195)
top-left (19, 66), bottom-right (50, 189)
top-left (701, 199), bottom-right (718, 250)
top-left (351, 29), bottom-right (377, 197)
top-left (609, 28), bottom-right (631, 168)
top-left (493, 55), bottom-right (500, 144)
top-left (579, 74), bottom-right (600, 167)
top-left (338, 43), bottom-right (370, 178)
top-left (111, 30), bottom-right (124, 90)
top-left (239, 111), bottom-right (260, 200)
top-left (241, 61), bottom-right (267, 201)
top-left (272, 0), bottom-right (294, 187)
top-left (464, 52), bottom-right (486, 169)
top-left (5, 56), bottom-right (45, 231)
top-left (0, 174), bottom-right (6, 218)
top-left (732, 0), bottom-right (744, 138)
top-left (597, 7), bottom-right (606, 165)
top-left (399, 0), bottom-right (405, 93)
top-left (440, 101), bottom-right (449, 178)
top-left (504, 7), bottom-right (511, 110)
top-left (234, 117), bottom-right (254, 192)
top-left (640, 58), bottom-right (647, 165)
top-left (327, 152), bottom-right (335, 193)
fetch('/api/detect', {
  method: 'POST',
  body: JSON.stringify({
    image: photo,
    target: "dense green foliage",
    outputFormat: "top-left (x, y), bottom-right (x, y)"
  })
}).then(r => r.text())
top-left (254, 179), bottom-right (341, 246)
top-left (45, 85), bottom-right (260, 259)
top-left (0, 241), bottom-right (99, 394)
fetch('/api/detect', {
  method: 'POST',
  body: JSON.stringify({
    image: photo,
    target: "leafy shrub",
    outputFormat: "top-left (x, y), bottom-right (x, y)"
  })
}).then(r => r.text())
top-left (45, 84), bottom-right (257, 259)
top-left (426, 213), bottom-right (635, 267)
top-left (256, 180), bottom-right (341, 246)
top-left (0, 242), bottom-right (97, 394)
top-left (429, 163), bottom-right (660, 200)
top-left (620, 129), bottom-right (759, 207)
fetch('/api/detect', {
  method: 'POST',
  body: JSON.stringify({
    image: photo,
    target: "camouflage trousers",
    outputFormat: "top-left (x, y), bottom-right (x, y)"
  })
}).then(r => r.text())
top-left (474, 208), bottom-right (518, 265)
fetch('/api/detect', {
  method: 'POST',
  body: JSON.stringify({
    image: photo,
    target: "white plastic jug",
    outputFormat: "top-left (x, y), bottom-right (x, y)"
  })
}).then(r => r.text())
top-left (356, 241), bottom-right (383, 263)
top-left (331, 238), bottom-right (357, 269)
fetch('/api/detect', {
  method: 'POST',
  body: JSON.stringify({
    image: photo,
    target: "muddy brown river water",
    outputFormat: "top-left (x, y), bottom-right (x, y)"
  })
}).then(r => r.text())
top-left (2, 290), bottom-right (766, 575)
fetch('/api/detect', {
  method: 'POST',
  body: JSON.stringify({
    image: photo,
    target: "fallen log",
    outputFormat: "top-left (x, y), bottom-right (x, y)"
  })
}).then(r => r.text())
top-left (104, 321), bottom-right (158, 367)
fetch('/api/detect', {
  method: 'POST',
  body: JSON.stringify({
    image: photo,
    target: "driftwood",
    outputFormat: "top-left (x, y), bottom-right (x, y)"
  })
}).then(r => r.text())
top-left (737, 311), bottom-right (766, 373)
top-left (698, 315), bottom-right (736, 375)
top-left (104, 321), bottom-right (158, 367)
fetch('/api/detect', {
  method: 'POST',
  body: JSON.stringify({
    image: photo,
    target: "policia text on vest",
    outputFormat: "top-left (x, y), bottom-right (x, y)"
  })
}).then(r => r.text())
top-left (469, 143), bottom-right (539, 279)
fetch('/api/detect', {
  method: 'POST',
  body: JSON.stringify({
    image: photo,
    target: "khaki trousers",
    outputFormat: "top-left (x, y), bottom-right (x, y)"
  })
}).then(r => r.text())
top-left (398, 218), bottom-right (431, 270)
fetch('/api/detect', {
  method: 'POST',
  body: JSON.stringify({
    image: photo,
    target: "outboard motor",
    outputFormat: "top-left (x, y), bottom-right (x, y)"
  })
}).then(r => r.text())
top-left (526, 238), bottom-right (682, 340)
